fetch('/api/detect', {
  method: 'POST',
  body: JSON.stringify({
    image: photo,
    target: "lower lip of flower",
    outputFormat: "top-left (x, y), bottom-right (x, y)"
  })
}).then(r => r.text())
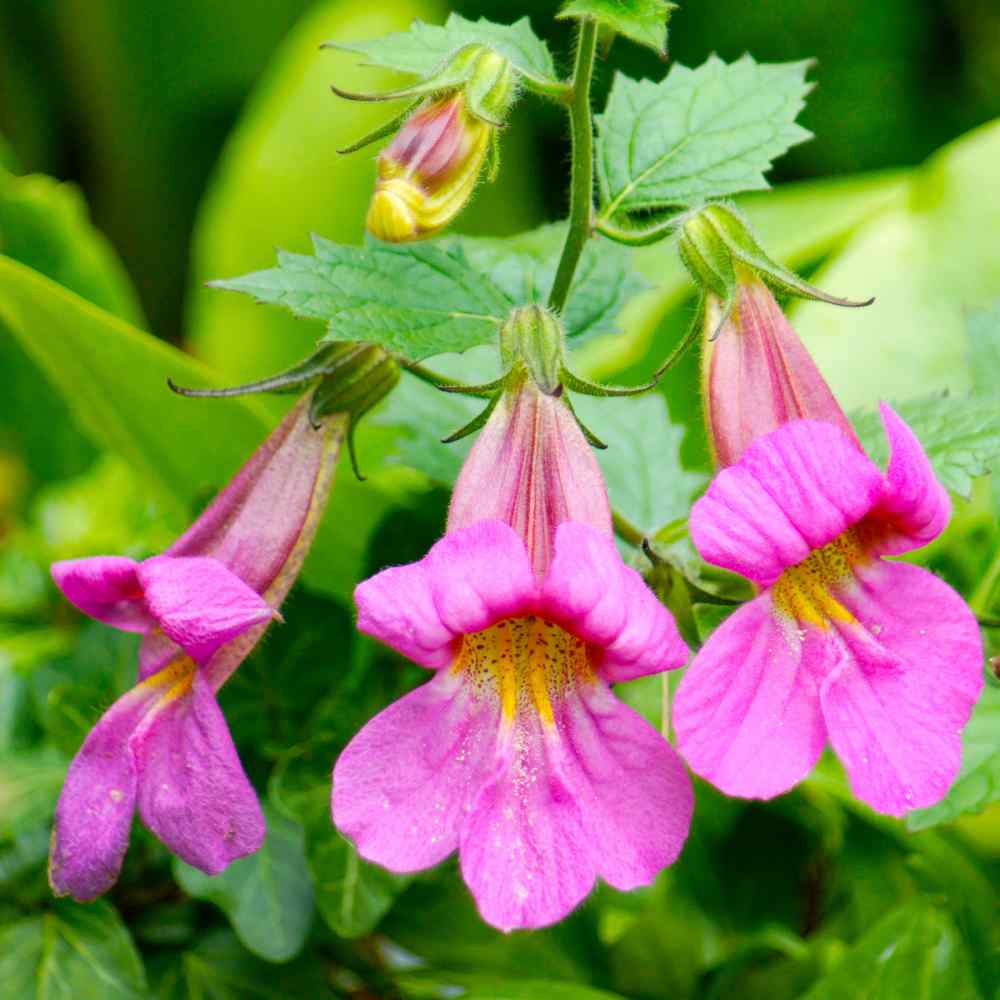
top-left (771, 530), bottom-right (863, 628)
top-left (452, 616), bottom-right (594, 727)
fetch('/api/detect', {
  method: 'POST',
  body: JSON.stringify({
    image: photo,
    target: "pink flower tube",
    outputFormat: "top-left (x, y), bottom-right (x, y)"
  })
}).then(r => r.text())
top-left (674, 406), bottom-right (983, 816)
top-left (333, 378), bottom-right (693, 931)
top-left (49, 398), bottom-right (342, 899)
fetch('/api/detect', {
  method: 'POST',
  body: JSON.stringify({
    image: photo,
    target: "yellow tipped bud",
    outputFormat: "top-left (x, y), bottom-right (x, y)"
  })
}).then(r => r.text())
top-left (366, 95), bottom-right (492, 243)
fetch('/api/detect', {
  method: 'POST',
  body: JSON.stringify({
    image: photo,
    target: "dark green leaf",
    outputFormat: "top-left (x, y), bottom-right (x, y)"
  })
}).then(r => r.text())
top-left (399, 973), bottom-right (627, 1000)
top-left (558, 0), bottom-right (674, 54)
top-left (0, 899), bottom-right (147, 999)
top-left (331, 14), bottom-right (557, 88)
top-left (851, 393), bottom-right (1000, 499)
top-left (174, 806), bottom-right (314, 963)
top-left (213, 238), bottom-right (510, 362)
top-left (799, 901), bottom-right (980, 1000)
top-left (597, 57), bottom-right (813, 218)
top-left (691, 603), bottom-right (735, 643)
top-left (907, 680), bottom-right (1000, 831)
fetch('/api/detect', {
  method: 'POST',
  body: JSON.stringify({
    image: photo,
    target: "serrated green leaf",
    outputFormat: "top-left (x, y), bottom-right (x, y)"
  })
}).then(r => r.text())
top-left (454, 225), bottom-right (648, 343)
top-left (213, 237), bottom-right (509, 362)
top-left (174, 807), bottom-right (314, 963)
top-left (0, 899), bottom-right (148, 999)
top-left (851, 393), bottom-right (1000, 499)
top-left (558, 0), bottom-right (674, 54)
top-left (907, 680), bottom-right (1000, 831)
top-left (331, 13), bottom-right (557, 87)
top-left (574, 394), bottom-right (706, 534)
top-left (597, 56), bottom-right (813, 218)
top-left (800, 901), bottom-right (979, 1000)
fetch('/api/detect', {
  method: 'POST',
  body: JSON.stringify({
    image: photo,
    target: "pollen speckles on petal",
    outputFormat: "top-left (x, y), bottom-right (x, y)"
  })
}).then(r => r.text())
top-left (772, 530), bottom-right (864, 629)
top-left (453, 617), bottom-right (593, 724)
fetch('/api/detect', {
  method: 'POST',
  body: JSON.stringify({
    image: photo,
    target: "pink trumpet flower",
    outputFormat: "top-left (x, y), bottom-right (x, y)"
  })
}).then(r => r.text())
top-left (703, 275), bottom-right (860, 467)
top-left (674, 407), bottom-right (983, 816)
top-left (49, 398), bottom-right (341, 900)
top-left (333, 375), bottom-right (693, 932)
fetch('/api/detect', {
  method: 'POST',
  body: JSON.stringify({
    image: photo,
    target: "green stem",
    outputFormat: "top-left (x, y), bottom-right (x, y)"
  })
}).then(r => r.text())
top-left (548, 18), bottom-right (598, 315)
top-left (612, 509), bottom-right (646, 548)
top-left (597, 215), bottom-right (678, 247)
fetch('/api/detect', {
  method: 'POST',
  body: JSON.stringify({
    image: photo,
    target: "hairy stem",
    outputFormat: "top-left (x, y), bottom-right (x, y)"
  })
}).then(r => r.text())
top-left (612, 509), bottom-right (646, 548)
top-left (548, 18), bottom-right (598, 315)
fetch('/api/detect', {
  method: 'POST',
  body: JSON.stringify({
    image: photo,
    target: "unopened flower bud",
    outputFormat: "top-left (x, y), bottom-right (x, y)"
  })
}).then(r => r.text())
top-left (499, 304), bottom-right (564, 397)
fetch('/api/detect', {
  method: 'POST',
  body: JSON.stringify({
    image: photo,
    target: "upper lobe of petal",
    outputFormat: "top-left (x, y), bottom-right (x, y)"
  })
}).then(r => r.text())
top-left (541, 522), bottom-right (687, 680)
top-left (51, 556), bottom-right (153, 633)
top-left (138, 555), bottom-right (275, 665)
top-left (821, 560), bottom-right (983, 816)
top-left (861, 403), bottom-right (951, 556)
top-left (355, 520), bottom-right (537, 668)
top-left (674, 593), bottom-right (828, 800)
top-left (691, 420), bottom-right (883, 585)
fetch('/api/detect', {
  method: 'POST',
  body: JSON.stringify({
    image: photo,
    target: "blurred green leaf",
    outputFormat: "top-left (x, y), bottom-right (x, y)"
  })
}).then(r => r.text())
top-left (332, 14), bottom-right (558, 87)
top-left (691, 603), bottom-right (735, 644)
top-left (800, 900), bottom-right (980, 1000)
top-left (795, 120), bottom-right (1000, 410)
top-left (150, 929), bottom-right (332, 999)
top-left (574, 393), bottom-right (705, 534)
top-left (558, 0), bottom-right (673, 53)
top-left (0, 899), bottom-right (147, 999)
top-left (399, 973), bottom-right (628, 1000)
top-left (212, 237), bottom-right (509, 362)
top-left (0, 747), bottom-right (66, 836)
top-left (596, 57), bottom-right (813, 218)
top-left (907, 680), bottom-right (1000, 831)
top-left (174, 806), bottom-right (314, 964)
top-left (851, 393), bottom-right (1000, 499)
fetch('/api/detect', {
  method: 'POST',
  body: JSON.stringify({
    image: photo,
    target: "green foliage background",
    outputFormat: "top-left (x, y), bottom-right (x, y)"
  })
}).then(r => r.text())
top-left (1, 1), bottom-right (999, 998)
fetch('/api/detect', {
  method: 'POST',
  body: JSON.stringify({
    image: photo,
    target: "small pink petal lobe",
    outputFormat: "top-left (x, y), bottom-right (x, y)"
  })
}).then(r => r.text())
top-left (137, 555), bottom-right (274, 664)
top-left (691, 420), bottom-right (883, 585)
top-left (51, 556), bottom-right (153, 632)
top-left (821, 561), bottom-right (983, 815)
top-left (675, 594), bottom-right (828, 799)
top-left (132, 672), bottom-right (265, 873)
top-left (862, 403), bottom-right (951, 556)
top-left (541, 522), bottom-right (687, 680)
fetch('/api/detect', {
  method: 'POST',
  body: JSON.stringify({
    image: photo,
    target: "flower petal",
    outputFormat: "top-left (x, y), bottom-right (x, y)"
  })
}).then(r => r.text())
top-left (50, 556), bottom-right (153, 632)
top-left (862, 404), bottom-right (951, 556)
top-left (48, 682), bottom-right (158, 899)
top-left (541, 523), bottom-right (687, 680)
top-left (332, 671), bottom-right (499, 872)
top-left (820, 560), bottom-right (983, 816)
top-left (691, 421), bottom-right (883, 585)
top-left (674, 594), bottom-right (828, 799)
top-left (131, 672), bottom-right (265, 873)
top-left (137, 555), bottom-right (274, 664)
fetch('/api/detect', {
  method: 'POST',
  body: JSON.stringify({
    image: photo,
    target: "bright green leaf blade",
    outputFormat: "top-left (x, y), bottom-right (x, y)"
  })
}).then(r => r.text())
top-left (332, 13), bottom-right (557, 86)
top-left (800, 901), bottom-right (980, 1000)
top-left (0, 900), bottom-right (148, 999)
top-left (212, 237), bottom-right (510, 362)
top-left (794, 120), bottom-right (1000, 410)
top-left (596, 56), bottom-right (813, 217)
top-left (851, 393), bottom-right (1000, 499)
top-left (574, 394), bottom-right (706, 534)
top-left (454, 224), bottom-right (648, 343)
top-left (907, 680), bottom-right (1000, 831)
top-left (558, 0), bottom-right (674, 54)
top-left (399, 973), bottom-right (628, 1000)
top-left (174, 807), bottom-right (314, 963)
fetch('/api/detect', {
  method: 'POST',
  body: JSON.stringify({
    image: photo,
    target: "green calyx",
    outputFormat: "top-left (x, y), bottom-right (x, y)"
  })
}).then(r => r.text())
top-left (168, 343), bottom-right (399, 480)
top-left (678, 202), bottom-right (874, 337)
top-left (330, 44), bottom-right (517, 152)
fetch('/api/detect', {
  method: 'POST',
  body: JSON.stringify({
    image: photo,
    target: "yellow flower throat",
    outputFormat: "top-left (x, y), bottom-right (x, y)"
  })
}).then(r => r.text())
top-left (771, 530), bottom-right (862, 628)
top-left (453, 617), bottom-right (592, 725)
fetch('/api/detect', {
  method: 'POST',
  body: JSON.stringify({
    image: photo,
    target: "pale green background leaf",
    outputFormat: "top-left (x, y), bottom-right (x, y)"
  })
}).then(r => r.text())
top-left (558, 0), bottom-right (673, 53)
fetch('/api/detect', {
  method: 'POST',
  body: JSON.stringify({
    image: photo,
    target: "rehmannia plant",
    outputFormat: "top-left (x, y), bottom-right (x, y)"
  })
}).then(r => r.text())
top-left (16, 0), bottom-right (1000, 992)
